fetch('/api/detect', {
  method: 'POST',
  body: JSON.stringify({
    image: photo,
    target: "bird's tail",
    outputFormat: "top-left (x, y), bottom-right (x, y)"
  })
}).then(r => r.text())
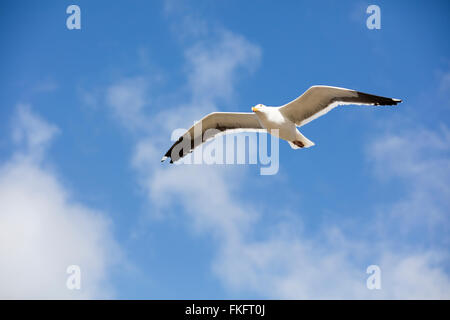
top-left (288, 131), bottom-right (315, 149)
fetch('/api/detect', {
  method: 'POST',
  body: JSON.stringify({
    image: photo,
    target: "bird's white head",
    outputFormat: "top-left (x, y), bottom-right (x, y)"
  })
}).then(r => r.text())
top-left (251, 104), bottom-right (266, 113)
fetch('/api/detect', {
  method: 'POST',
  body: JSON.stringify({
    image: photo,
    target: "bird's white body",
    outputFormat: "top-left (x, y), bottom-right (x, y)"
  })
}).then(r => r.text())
top-left (253, 105), bottom-right (315, 148)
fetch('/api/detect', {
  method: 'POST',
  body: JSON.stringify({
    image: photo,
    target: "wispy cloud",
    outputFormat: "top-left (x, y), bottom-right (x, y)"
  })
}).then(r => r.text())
top-left (368, 125), bottom-right (450, 239)
top-left (105, 77), bottom-right (151, 131)
top-left (185, 30), bottom-right (261, 106)
top-left (11, 104), bottom-right (59, 161)
top-left (32, 79), bottom-right (58, 94)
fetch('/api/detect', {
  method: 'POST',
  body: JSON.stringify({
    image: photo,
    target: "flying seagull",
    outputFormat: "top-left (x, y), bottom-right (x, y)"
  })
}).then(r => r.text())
top-left (161, 85), bottom-right (402, 163)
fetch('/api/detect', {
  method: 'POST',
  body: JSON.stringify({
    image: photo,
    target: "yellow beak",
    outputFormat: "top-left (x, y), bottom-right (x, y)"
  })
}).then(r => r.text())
top-left (252, 107), bottom-right (258, 112)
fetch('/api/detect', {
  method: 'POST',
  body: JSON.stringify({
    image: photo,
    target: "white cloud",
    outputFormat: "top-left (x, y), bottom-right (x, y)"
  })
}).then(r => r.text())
top-left (105, 77), bottom-right (150, 131)
top-left (368, 126), bottom-right (450, 240)
top-left (12, 104), bottom-right (59, 161)
top-left (163, 0), bottom-right (209, 39)
top-left (146, 154), bottom-right (450, 298)
top-left (185, 30), bottom-right (261, 106)
top-left (380, 252), bottom-right (450, 299)
top-left (0, 106), bottom-right (122, 299)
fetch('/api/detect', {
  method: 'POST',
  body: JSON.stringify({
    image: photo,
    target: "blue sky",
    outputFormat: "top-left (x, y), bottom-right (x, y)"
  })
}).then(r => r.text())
top-left (1, 0), bottom-right (449, 299)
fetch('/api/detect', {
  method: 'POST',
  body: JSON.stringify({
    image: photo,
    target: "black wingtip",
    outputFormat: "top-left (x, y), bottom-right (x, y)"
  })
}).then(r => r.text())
top-left (161, 156), bottom-right (174, 164)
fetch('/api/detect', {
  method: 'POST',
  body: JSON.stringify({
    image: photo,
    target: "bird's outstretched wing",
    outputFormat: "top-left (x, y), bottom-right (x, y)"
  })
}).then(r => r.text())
top-left (161, 112), bottom-right (265, 163)
top-left (279, 85), bottom-right (402, 127)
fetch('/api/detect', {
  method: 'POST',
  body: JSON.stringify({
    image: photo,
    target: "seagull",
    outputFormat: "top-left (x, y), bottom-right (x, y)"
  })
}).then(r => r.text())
top-left (161, 85), bottom-right (402, 163)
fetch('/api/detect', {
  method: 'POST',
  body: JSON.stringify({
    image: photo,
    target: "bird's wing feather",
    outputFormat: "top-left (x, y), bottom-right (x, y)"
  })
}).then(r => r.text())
top-left (279, 85), bottom-right (402, 126)
top-left (161, 112), bottom-right (265, 163)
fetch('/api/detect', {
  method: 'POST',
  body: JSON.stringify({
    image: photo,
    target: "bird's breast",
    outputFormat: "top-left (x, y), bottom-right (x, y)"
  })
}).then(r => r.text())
top-left (256, 110), bottom-right (297, 140)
